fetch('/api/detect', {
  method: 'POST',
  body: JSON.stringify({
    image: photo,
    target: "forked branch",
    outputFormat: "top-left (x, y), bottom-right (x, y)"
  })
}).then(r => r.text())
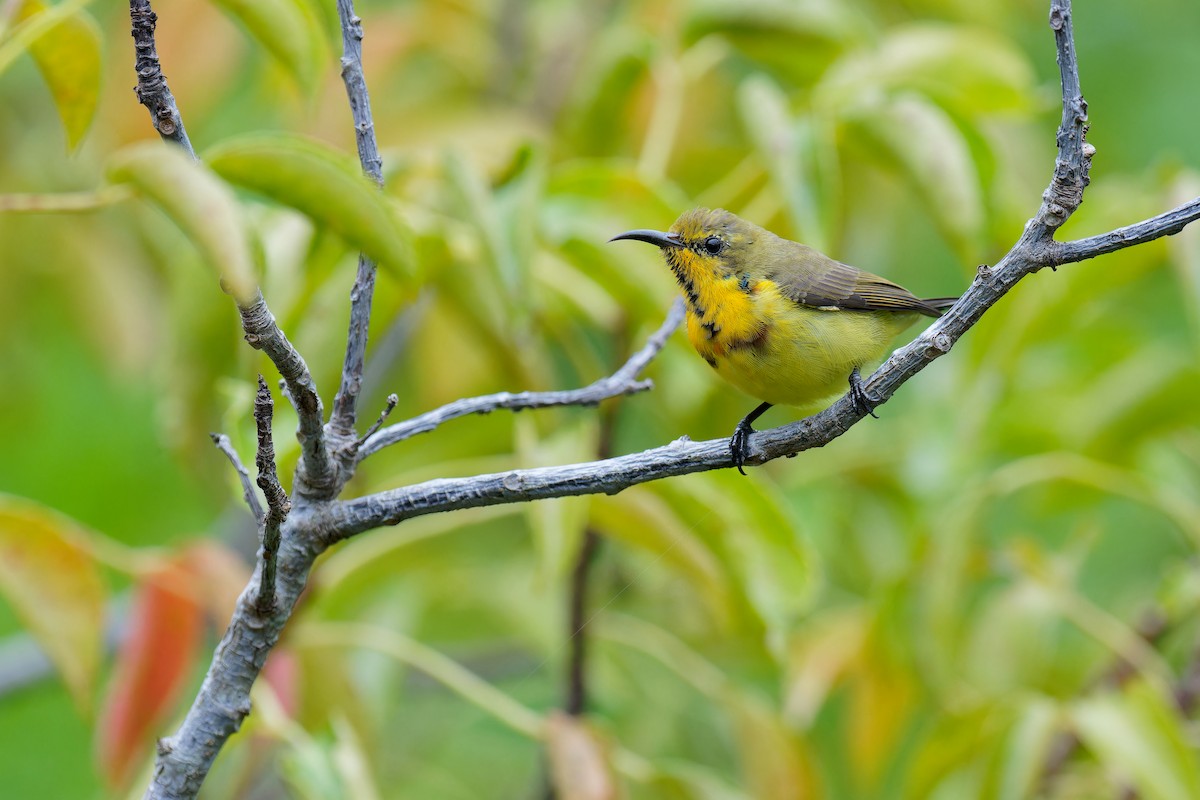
top-left (137, 1), bottom-right (1200, 798)
top-left (357, 299), bottom-right (686, 459)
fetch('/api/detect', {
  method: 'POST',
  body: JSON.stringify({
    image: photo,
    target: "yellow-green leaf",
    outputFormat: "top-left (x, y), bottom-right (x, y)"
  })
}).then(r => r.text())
top-left (206, 133), bottom-right (409, 276)
top-left (108, 142), bottom-right (258, 303)
top-left (815, 23), bottom-right (1035, 117)
top-left (13, 0), bottom-right (101, 148)
top-left (737, 74), bottom-right (827, 250)
top-left (1073, 680), bottom-right (1200, 800)
top-left (210, 0), bottom-right (326, 93)
top-left (0, 0), bottom-right (90, 78)
top-left (0, 495), bottom-right (106, 712)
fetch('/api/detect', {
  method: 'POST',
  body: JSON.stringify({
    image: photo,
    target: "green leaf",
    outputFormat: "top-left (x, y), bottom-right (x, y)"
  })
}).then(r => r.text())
top-left (514, 415), bottom-right (595, 585)
top-left (843, 92), bottom-right (984, 259)
top-left (816, 23), bottom-right (1036, 117)
top-left (12, 0), bottom-right (101, 148)
top-left (684, 0), bottom-right (855, 85)
top-left (983, 698), bottom-right (1060, 800)
top-left (1073, 680), bottom-right (1200, 800)
top-left (108, 142), bottom-right (258, 303)
top-left (206, 133), bottom-right (409, 277)
top-left (210, 0), bottom-right (326, 93)
top-left (736, 75), bottom-right (827, 249)
top-left (671, 473), bottom-right (817, 657)
top-left (0, 495), bottom-right (106, 713)
top-left (590, 490), bottom-right (734, 626)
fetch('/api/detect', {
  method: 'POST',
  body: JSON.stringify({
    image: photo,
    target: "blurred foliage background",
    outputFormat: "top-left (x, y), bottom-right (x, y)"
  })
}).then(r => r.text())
top-left (3, 0), bottom-right (1200, 797)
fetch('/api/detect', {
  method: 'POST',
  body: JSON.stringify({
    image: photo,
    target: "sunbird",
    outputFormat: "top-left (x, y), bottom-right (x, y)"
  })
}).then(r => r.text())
top-left (612, 208), bottom-right (957, 473)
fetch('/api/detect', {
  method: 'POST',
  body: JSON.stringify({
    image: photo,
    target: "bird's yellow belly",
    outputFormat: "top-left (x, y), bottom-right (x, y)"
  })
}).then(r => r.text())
top-left (690, 289), bottom-right (920, 409)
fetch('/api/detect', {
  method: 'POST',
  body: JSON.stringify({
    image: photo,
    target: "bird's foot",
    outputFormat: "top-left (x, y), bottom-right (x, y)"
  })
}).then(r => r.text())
top-left (849, 367), bottom-right (881, 419)
top-left (730, 402), bottom-right (772, 475)
top-left (730, 419), bottom-right (756, 476)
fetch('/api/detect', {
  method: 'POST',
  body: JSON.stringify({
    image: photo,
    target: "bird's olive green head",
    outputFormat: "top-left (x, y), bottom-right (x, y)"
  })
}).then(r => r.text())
top-left (611, 208), bottom-right (771, 289)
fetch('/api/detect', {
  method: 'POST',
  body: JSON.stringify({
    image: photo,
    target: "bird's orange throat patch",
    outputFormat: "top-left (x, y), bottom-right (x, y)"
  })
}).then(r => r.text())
top-left (663, 248), bottom-right (768, 358)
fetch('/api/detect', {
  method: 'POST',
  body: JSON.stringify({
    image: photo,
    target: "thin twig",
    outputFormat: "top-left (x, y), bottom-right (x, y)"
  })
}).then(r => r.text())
top-left (357, 299), bottom-right (686, 460)
top-left (208, 433), bottom-right (264, 524)
top-left (355, 393), bottom-right (398, 451)
top-left (129, 0), bottom-right (194, 156)
top-left (563, 328), bottom-right (624, 723)
top-left (328, 0), bottom-right (385, 442)
top-left (253, 376), bottom-right (290, 614)
top-left (237, 293), bottom-right (336, 496)
top-left (1051, 198), bottom-right (1200, 265)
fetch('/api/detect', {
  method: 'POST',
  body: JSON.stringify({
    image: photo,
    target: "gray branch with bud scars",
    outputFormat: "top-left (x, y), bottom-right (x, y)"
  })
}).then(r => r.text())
top-left (137, 0), bottom-right (1200, 797)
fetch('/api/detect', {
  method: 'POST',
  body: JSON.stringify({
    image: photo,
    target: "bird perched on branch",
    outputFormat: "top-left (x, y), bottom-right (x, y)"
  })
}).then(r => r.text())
top-left (612, 208), bottom-right (957, 474)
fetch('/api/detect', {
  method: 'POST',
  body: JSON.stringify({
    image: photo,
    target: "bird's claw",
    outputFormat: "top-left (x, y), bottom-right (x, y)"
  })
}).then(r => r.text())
top-left (730, 420), bottom-right (755, 475)
top-left (849, 367), bottom-right (881, 419)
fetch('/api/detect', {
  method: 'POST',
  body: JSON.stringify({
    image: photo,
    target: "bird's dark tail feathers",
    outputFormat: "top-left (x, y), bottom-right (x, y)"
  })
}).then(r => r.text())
top-left (919, 296), bottom-right (959, 317)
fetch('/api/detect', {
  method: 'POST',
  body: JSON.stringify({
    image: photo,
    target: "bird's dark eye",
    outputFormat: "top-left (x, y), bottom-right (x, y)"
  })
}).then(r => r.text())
top-left (703, 236), bottom-right (724, 255)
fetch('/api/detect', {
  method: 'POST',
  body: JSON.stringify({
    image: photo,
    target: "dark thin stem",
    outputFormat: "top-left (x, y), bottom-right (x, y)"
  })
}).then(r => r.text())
top-left (253, 376), bottom-right (290, 614)
top-left (356, 393), bottom-right (399, 450)
top-left (564, 529), bottom-right (600, 717)
top-left (129, 0), bottom-right (194, 155)
top-left (358, 299), bottom-right (686, 460)
top-left (329, 0), bottom-right (385, 441)
top-left (564, 334), bottom-right (623, 718)
top-left (209, 433), bottom-right (264, 524)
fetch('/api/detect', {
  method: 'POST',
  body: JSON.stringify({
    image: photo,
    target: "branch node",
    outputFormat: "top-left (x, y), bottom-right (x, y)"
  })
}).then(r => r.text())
top-left (352, 393), bottom-right (399, 453)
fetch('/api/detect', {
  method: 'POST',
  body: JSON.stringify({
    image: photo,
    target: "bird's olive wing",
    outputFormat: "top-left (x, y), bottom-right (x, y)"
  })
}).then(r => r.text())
top-left (770, 244), bottom-right (943, 317)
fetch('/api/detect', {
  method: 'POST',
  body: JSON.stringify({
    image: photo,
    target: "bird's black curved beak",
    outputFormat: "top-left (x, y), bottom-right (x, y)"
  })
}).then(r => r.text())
top-left (609, 229), bottom-right (683, 249)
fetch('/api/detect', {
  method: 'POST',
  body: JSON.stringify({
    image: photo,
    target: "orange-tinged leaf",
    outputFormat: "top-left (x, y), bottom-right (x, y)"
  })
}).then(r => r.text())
top-left (730, 701), bottom-right (820, 800)
top-left (179, 540), bottom-right (250, 625)
top-left (545, 712), bottom-right (617, 800)
top-left (96, 560), bottom-right (206, 791)
top-left (0, 495), bottom-right (105, 712)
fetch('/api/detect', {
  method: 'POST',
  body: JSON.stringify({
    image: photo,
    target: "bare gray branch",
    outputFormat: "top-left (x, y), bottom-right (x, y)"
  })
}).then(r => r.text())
top-left (358, 299), bottom-right (686, 460)
top-left (329, 0), bottom-right (386, 442)
top-left (237, 293), bottom-right (336, 496)
top-left (1052, 197), bottom-right (1200, 265)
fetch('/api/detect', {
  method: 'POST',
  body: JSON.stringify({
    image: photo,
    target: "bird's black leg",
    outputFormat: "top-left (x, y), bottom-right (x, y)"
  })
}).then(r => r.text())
top-left (731, 401), bottom-right (772, 475)
top-left (848, 366), bottom-right (881, 418)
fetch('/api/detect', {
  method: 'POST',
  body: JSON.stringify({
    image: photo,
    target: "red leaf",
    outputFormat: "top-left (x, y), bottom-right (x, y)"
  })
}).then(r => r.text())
top-left (263, 646), bottom-right (300, 720)
top-left (96, 559), bottom-right (205, 790)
